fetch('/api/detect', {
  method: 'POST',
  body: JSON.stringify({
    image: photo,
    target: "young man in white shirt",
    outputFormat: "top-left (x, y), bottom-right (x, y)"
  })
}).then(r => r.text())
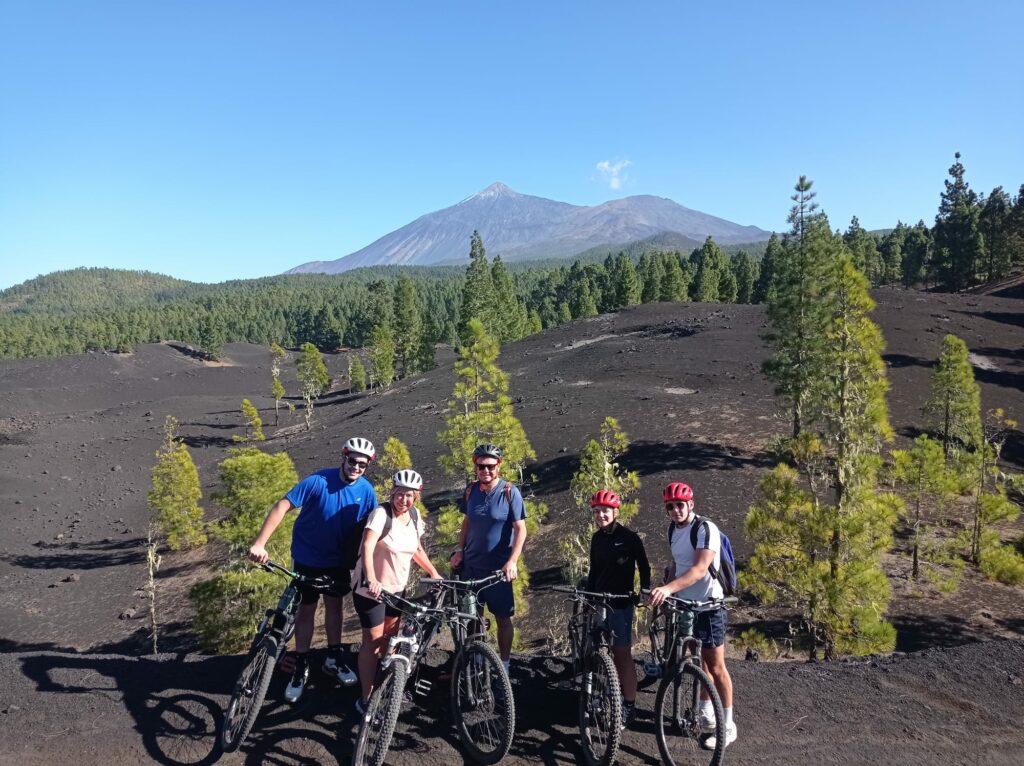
top-left (648, 481), bottom-right (736, 749)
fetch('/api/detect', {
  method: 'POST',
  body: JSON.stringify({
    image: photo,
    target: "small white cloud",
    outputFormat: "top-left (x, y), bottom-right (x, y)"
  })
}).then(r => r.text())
top-left (596, 159), bottom-right (631, 190)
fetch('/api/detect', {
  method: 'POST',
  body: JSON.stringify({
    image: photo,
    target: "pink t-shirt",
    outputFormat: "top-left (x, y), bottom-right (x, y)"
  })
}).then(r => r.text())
top-left (352, 506), bottom-right (424, 598)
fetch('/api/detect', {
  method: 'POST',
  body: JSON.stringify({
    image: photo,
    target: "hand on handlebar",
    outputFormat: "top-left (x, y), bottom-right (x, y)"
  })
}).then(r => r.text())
top-left (366, 578), bottom-right (383, 600)
top-left (248, 544), bottom-right (269, 564)
top-left (500, 559), bottom-right (519, 582)
top-left (450, 550), bottom-right (464, 570)
top-left (647, 585), bottom-right (674, 608)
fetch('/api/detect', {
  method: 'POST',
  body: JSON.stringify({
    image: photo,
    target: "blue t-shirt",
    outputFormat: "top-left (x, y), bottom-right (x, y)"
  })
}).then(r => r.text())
top-left (461, 479), bottom-right (527, 572)
top-left (287, 469), bottom-right (378, 568)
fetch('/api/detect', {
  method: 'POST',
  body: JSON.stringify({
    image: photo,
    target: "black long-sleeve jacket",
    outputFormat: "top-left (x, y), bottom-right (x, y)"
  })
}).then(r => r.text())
top-left (586, 523), bottom-right (651, 607)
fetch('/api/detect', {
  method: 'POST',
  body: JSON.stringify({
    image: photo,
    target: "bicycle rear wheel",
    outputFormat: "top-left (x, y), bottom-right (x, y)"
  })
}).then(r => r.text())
top-left (450, 641), bottom-right (515, 765)
top-left (654, 662), bottom-right (724, 766)
top-left (578, 648), bottom-right (622, 766)
top-left (351, 658), bottom-right (409, 766)
top-left (220, 634), bottom-right (278, 753)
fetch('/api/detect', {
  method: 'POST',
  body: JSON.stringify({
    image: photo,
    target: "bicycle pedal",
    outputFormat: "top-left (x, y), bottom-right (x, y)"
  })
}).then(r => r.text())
top-left (643, 662), bottom-right (663, 678)
top-left (414, 678), bottom-right (432, 696)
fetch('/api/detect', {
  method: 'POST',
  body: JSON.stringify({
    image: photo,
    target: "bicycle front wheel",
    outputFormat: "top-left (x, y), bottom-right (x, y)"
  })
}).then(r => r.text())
top-left (450, 641), bottom-right (515, 765)
top-left (578, 648), bottom-right (622, 766)
top-left (654, 662), bottom-right (724, 766)
top-left (220, 634), bottom-right (278, 753)
top-left (352, 658), bottom-right (409, 766)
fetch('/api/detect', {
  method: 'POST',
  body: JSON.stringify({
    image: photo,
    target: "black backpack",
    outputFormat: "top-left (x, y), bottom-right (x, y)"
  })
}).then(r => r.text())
top-left (342, 502), bottom-right (421, 571)
top-left (667, 516), bottom-right (738, 597)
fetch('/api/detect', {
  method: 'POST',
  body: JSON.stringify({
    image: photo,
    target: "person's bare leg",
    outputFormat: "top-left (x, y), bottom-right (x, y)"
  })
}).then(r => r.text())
top-left (612, 646), bottom-right (637, 702)
top-left (323, 594), bottom-right (343, 645)
top-left (293, 602), bottom-right (317, 653)
top-left (357, 624), bottom-right (385, 703)
top-left (702, 644), bottom-right (733, 708)
top-left (495, 616), bottom-right (514, 662)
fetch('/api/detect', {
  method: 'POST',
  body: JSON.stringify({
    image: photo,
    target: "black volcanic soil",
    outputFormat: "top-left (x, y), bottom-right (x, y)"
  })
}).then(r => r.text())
top-left (1, 288), bottom-right (1022, 765)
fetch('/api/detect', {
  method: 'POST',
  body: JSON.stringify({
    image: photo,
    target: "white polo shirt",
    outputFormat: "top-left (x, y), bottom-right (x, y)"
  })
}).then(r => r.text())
top-left (669, 517), bottom-right (724, 601)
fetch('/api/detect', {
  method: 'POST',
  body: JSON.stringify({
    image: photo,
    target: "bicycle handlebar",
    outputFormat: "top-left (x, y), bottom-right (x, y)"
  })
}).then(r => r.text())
top-left (420, 570), bottom-right (507, 590)
top-left (551, 585), bottom-right (638, 603)
top-left (639, 588), bottom-right (738, 611)
top-left (258, 560), bottom-right (335, 591)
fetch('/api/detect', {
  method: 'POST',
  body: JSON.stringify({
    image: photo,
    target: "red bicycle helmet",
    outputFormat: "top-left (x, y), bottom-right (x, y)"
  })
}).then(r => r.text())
top-left (662, 482), bottom-right (693, 503)
top-left (589, 489), bottom-right (621, 509)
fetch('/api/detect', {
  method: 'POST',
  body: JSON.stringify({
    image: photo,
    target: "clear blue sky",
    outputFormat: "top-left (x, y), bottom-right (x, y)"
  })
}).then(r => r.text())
top-left (2, 1), bottom-right (1022, 290)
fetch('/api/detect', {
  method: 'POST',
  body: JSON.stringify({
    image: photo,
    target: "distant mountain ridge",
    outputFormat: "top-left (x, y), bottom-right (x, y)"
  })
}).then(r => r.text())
top-left (287, 182), bottom-right (770, 274)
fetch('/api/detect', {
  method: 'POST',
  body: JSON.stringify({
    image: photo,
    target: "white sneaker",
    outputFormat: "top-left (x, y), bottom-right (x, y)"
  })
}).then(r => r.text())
top-left (284, 662), bottom-right (309, 703)
top-left (703, 721), bottom-right (737, 750)
top-left (699, 712), bottom-right (717, 734)
top-left (323, 655), bottom-right (358, 686)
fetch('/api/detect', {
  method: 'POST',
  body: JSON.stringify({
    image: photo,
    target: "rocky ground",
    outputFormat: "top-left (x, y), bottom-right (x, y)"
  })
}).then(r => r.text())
top-left (0, 288), bottom-right (1022, 764)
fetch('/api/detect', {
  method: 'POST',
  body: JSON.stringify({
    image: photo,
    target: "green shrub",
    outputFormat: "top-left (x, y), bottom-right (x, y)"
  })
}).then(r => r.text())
top-left (190, 568), bottom-right (283, 653)
top-left (980, 543), bottom-right (1024, 585)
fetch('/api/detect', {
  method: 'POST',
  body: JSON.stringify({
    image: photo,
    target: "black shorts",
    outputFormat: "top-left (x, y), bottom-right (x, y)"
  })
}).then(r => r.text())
top-left (353, 591), bottom-right (405, 629)
top-left (293, 562), bottom-right (350, 604)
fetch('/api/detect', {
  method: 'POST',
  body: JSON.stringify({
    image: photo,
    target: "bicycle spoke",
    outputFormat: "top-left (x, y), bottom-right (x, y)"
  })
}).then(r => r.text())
top-left (655, 663), bottom-right (723, 766)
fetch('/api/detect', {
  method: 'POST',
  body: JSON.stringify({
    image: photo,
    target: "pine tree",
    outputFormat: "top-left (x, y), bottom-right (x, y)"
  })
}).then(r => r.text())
top-left (888, 435), bottom-right (960, 585)
top-left (437, 319), bottom-right (536, 483)
top-left (879, 223), bottom-right (906, 286)
top-left (296, 342), bottom-right (329, 429)
top-left (747, 235), bottom-right (899, 658)
top-left (561, 417), bottom-right (641, 582)
top-left (147, 415), bottom-right (206, 551)
top-left (933, 153), bottom-right (984, 291)
top-left (458, 231), bottom-right (498, 342)
top-left (980, 187), bottom-right (1013, 282)
top-left (192, 446), bottom-right (300, 652)
top-left (639, 253), bottom-right (663, 303)
top-left (659, 253), bottom-right (688, 301)
top-left (368, 323), bottom-right (396, 390)
top-left (901, 221), bottom-right (932, 288)
top-left (718, 266), bottom-right (739, 304)
top-left (763, 178), bottom-right (838, 439)
top-left (235, 398), bottom-right (265, 443)
top-left (393, 274), bottom-right (423, 379)
top-left (692, 237), bottom-right (727, 302)
top-left (731, 251), bottom-right (759, 304)
top-left (752, 232), bottom-right (783, 303)
top-left (196, 311), bottom-right (225, 361)
top-left (349, 354), bottom-right (367, 392)
top-left (843, 217), bottom-right (883, 285)
top-left (491, 255), bottom-right (525, 342)
top-left (270, 342), bottom-right (287, 426)
top-left (922, 334), bottom-right (982, 458)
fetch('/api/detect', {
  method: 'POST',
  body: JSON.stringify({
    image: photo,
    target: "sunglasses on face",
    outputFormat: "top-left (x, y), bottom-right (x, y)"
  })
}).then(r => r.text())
top-left (475, 462), bottom-right (499, 472)
top-left (346, 457), bottom-right (369, 469)
top-left (665, 502), bottom-right (687, 511)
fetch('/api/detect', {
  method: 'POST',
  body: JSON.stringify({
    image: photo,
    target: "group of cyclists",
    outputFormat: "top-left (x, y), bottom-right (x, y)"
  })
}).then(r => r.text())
top-left (246, 434), bottom-right (737, 752)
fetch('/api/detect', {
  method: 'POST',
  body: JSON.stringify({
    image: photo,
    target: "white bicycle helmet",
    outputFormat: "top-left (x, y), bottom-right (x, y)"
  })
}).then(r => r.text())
top-left (391, 469), bottom-right (423, 490)
top-left (342, 436), bottom-right (376, 461)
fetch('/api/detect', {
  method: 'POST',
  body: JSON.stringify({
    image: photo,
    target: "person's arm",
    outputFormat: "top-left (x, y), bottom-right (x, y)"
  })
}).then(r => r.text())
top-left (635, 534), bottom-right (652, 592)
top-left (648, 548), bottom-right (714, 606)
top-left (450, 516), bottom-right (470, 569)
top-left (361, 526), bottom-right (383, 599)
top-left (586, 533), bottom-right (597, 590)
top-left (248, 497), bottom-right (295, 562)
top-left (502, 518), bottom-right (527, 581)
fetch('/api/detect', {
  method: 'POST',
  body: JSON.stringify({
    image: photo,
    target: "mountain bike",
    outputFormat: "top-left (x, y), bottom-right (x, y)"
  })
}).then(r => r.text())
top-left (642, 590), bottom-right (736, 766)
top-left (352, 572), bottom-right (515, 766)
top-left (553, 585), bottom-right (636, 766)
top-left (219, 560), bottom-right (337, 753)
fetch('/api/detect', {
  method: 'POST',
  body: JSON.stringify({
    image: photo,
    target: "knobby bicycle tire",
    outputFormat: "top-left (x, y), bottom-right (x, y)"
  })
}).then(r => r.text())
top-left (578, 647), bottom-right (622, 766)
top-left (352, 658), bottom-right (409, 766)
top-left (654, 662), bottom-right (724, 766)
top-left (450, 641), bottom-right (515, 765)
top-left (220, 634), bottom-right (278, 753)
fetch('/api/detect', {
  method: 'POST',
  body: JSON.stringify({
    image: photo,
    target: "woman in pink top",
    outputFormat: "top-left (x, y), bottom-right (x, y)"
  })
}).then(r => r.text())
top-left (352, 469), bottom-right (440, 712)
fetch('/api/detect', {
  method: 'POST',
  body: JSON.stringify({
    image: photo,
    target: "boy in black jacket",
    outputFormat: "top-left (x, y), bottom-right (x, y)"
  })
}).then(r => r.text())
top-left (587, 489), bottom-right (651, 726)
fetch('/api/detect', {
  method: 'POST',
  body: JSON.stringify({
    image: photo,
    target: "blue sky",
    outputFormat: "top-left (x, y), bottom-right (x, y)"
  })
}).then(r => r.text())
top-left (2, 1), bottom-right (1022, 289)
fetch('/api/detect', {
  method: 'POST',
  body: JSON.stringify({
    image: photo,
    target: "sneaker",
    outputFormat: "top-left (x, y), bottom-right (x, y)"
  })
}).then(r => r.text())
top-left (703, 721), bottom-right (737, 750)
top-left (621, 701), bottom-right (636, 729)
top-left (323, 655), bottom-right (358, 686)
top-left (699, 712), bottom-right (717, 734)
top-left (355, 697), bottom-right (368, 716)
top-left (284, 659), bottom-right (309, 703)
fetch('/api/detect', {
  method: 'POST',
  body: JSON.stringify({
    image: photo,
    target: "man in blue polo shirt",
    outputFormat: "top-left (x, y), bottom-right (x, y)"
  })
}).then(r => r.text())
top-left (449, 444), bottom-right (527, 671)
top-left (249, 436), bottom-right (378, 703)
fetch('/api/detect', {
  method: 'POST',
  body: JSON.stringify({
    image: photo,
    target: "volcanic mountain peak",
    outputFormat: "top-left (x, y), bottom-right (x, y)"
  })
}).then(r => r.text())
top-left (460, 181), bottom-right (522, 202)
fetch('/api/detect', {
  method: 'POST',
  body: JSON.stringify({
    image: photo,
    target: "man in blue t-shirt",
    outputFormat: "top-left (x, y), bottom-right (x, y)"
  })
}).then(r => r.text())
top-left (249, 436), bottom-right (378, 703)
top-left (449, 444), bottom-right (527, 670)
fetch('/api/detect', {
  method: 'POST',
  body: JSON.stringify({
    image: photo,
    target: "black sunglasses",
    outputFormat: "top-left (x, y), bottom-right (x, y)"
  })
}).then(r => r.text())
top-left (346, 457), bottom-right (369, 469)
top-left (475, 462), bottom-right (499, 471)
